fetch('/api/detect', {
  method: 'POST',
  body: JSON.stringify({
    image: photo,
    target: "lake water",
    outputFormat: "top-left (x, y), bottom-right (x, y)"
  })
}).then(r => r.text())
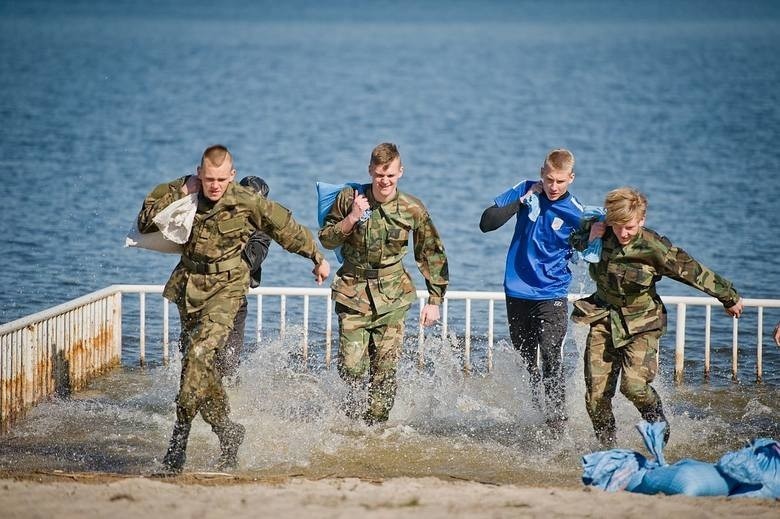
top-left (0, 1), bottom-right (779, 480)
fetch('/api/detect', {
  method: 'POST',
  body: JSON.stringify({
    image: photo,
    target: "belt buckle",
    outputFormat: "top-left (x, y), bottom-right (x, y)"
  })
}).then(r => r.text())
top-left (364, 268), bottom-right (379, 279)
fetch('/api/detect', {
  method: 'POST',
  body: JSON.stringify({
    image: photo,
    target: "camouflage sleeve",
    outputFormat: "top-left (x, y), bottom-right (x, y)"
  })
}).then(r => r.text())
top-left (413, 210), bottom-right (449, 305)
top-left (317, 187), bottom-right (354, 249)
top-left (257, 199), bottom-right (325, 265)
top-left (136, 177), bottom-right (187, 233)
top-left (658, 239), bottom-right (740, 308)
top-left (570, 217), bottom-right (595, 251)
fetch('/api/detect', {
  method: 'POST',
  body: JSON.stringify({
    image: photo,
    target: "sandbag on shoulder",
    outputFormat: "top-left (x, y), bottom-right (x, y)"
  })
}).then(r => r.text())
top-left (125, 193), bottom-right (198, 254)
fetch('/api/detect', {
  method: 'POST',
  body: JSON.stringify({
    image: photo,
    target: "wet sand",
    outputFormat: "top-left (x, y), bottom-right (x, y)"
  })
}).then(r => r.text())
top-left (1, 472), bottom-right (778, 519)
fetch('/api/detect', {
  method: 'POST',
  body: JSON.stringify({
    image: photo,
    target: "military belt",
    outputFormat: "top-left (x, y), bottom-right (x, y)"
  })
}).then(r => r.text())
top-left (341, 261), bottom-right (404, 280)
top-left (596, 290), bottom-right (653, 308)
top-left (181, 255), bottom-right (243, 274)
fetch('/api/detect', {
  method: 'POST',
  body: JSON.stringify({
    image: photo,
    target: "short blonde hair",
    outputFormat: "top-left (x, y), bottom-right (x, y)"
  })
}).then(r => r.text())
top-left (604, 187), bottom-right (647, 226)
top-left (201, 144), bottom-right (233, 168)
top-left (543, 148), bottom-right (575, 174)
top-left (370, 142), bottom-right (401, 170)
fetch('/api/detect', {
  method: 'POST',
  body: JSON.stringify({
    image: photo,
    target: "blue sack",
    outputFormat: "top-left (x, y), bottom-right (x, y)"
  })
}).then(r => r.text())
top-left (581, 420), bottom-right (667, 492)
top-left (493, 181), bottom-right (540, 222)
top-left (717, 438), bottom-right (780, 498)
top-left (580, 205), bottom-right (606, 263)
top-left (582, 421), bottom-right (779, 498)
top-left (316, 181), bottom-right (371, 263)
top-left (633, 459), bottom-right (736, 497)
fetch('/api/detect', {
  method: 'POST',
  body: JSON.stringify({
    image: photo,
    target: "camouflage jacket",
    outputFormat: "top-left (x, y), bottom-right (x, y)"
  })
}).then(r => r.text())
top-left (571, 226), bottom-right (740, 347)
top-left (318, 185), bottom-right (449, 315)
top-left (137, 176), bottom-right (325, 314)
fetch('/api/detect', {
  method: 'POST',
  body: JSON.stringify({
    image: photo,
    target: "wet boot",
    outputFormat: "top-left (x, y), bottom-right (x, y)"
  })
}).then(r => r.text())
top-left (640, 402), bottom-right (670, 445)
top-left (162, 420), bottom-right (191, 474)
top-left (595, 425), bottom-right (617, 449)
top-left (215, 422), bottom-right (245, 471)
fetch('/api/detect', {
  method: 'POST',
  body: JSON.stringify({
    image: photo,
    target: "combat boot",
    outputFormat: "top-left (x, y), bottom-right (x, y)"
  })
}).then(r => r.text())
top-left (595, 425), bottom-right (617, 449)
top-left (215, 422), bottom-right (245, 471)
top-left (161, 420), bottom-right (191, 474)
top-left (640, 402), bottom-right (670, 445)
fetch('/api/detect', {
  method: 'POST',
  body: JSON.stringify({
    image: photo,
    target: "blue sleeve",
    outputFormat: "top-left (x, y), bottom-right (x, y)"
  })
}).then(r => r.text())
top-left (493, 180), bottom-right (533, 208)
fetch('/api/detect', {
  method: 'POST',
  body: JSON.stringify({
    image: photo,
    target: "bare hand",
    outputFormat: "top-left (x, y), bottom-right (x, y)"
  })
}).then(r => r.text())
top-left (725, 298), bottom-right (744, 318)
top-left (420, 304), bottom-right (440, 327)
top-left (312, 260), bottom-right (330, 285)
top-left (589, 221), bottom-right (606, 241)
top-left (182, 174), bottom-right (201, 195)
top-left (522, 182), bottom-right (542, 201)
top-left (773, 321), bottom-right (780, 347)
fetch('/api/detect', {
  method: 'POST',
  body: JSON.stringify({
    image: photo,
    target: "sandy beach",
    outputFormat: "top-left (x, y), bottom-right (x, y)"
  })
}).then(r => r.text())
top-left (1, 473), bottom-right (778, 519)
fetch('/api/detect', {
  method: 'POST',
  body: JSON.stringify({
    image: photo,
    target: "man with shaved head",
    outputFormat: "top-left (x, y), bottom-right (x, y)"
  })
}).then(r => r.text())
top-left (137, 144), bottom-right (330, 473)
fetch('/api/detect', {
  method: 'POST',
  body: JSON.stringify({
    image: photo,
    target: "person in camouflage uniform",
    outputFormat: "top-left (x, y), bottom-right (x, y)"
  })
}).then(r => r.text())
top-left (318, 142), bottom-right (449, 425)
top-left (137, 145), bottom-right (330, 473)
top-left (570, 187), bottom-right (743, 448)
top-left (216, 176), bottom-right (272, 385)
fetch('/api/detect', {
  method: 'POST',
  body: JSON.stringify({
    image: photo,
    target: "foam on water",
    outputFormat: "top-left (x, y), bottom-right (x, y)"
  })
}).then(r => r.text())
top-left (2, 327), bottom-right (777, 484)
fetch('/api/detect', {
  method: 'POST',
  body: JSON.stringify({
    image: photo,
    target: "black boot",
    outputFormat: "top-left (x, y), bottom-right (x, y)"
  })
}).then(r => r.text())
top-left (640, 402), bottom-right (670, 445)
top-left (215, 422), bottom-right (245, 471)
top-left (162, 420), bottom-right (191, 474)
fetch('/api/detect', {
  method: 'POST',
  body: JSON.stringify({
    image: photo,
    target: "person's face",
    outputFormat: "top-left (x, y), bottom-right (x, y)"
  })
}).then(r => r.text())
top-left (611, 215), bottom-right (646, 245)
top-left (197, 160), bottom-right (236, 202)
top-left (539, 166), bottom-right (574, 201)
top-left (369, 157), bottom-right (403, 202)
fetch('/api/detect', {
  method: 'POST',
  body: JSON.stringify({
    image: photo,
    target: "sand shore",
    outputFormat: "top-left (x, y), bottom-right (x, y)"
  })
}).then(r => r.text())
top-left (1, 473), bottom-right (778, 519)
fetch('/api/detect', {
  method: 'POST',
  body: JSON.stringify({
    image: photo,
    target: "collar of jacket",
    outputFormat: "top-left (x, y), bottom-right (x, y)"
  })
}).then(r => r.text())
top-left (198, 182), bottom-right (242, 220)
top-left (366, 187), bottom-right (401, 214)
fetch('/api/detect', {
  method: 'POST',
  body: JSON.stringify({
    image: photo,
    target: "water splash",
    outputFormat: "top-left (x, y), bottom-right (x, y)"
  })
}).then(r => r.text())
top-left (1, 327), bottom-right (777, 485)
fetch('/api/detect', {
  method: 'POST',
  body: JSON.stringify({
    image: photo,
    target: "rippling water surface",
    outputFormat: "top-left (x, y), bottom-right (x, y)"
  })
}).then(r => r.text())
top-left (1, 1), bottom-right (779, 479)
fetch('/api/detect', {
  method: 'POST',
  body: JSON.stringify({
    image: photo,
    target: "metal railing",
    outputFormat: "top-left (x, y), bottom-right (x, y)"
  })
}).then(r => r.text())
top-left (109, 285), bottom-right (780, 382)
top-left (0, 287), bottom-right (122, 433)
top-left (2, 284), bottom-right (779, 432)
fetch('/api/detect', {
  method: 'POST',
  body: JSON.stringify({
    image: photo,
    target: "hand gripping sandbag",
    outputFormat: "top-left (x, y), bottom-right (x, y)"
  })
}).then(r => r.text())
top-left (579, 205), bottom-right (606, 263)
top-left (125, 193), bottom-right (198, 254)
top-left (316, 181), bottom-right (371, 263)
top-left (493, 180), bottom-right (540, 222)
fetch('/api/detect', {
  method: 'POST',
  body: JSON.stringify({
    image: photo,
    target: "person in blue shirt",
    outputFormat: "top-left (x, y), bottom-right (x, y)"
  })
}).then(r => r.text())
top-left (480, 148), bottom-right (584, 436)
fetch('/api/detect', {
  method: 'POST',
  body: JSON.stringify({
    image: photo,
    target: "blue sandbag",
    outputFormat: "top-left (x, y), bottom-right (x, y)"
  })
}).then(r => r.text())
top-left (582, 421), bottom-right (779, 498)
top-left (316, 181), bottom-right (370, 263)
top-left (493, 180), bottom-right (540, 222)
top-left (633, 459), bottom-right (737, 497)
top-left (580, 205), bottom-right (606, 263)
top-left (581, 449), bottom-right (651, 492)
top-left (581, 420), bottom-right (667, 492)
top-left (717, 438), bottom-right (780, 498)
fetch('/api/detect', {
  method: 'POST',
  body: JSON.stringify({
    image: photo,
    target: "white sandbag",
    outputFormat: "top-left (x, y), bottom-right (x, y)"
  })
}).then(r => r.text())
top-left (125, 193), bottom-right (198, 254)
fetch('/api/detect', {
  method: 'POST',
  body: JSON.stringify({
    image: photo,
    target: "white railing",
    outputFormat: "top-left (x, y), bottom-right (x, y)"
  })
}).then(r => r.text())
top-left (2, 285), bottom-right (779, 432)
top-left (0, 287), bottom-right (122, 432)
top-left (111, 285), bottom-right (780, 382)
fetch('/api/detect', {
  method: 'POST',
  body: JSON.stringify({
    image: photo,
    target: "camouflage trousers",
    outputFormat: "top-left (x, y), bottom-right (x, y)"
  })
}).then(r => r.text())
top-left (176, 296), bottom-right (242, 429)
top-left (584, 317), bottom-right (664, 445)
top-left (336, 303), bottom-right (408, 424)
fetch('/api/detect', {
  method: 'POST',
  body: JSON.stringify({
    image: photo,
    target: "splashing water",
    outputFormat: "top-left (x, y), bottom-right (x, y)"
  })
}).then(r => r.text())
top-left (1, 326), bottom-right (777, 486)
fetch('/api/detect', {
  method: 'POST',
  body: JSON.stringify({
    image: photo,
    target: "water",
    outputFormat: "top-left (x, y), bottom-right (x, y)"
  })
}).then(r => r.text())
top-left (1, 1), bottom-right (779, 480)
top-left (2, 329), bottom-right (777, 483)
